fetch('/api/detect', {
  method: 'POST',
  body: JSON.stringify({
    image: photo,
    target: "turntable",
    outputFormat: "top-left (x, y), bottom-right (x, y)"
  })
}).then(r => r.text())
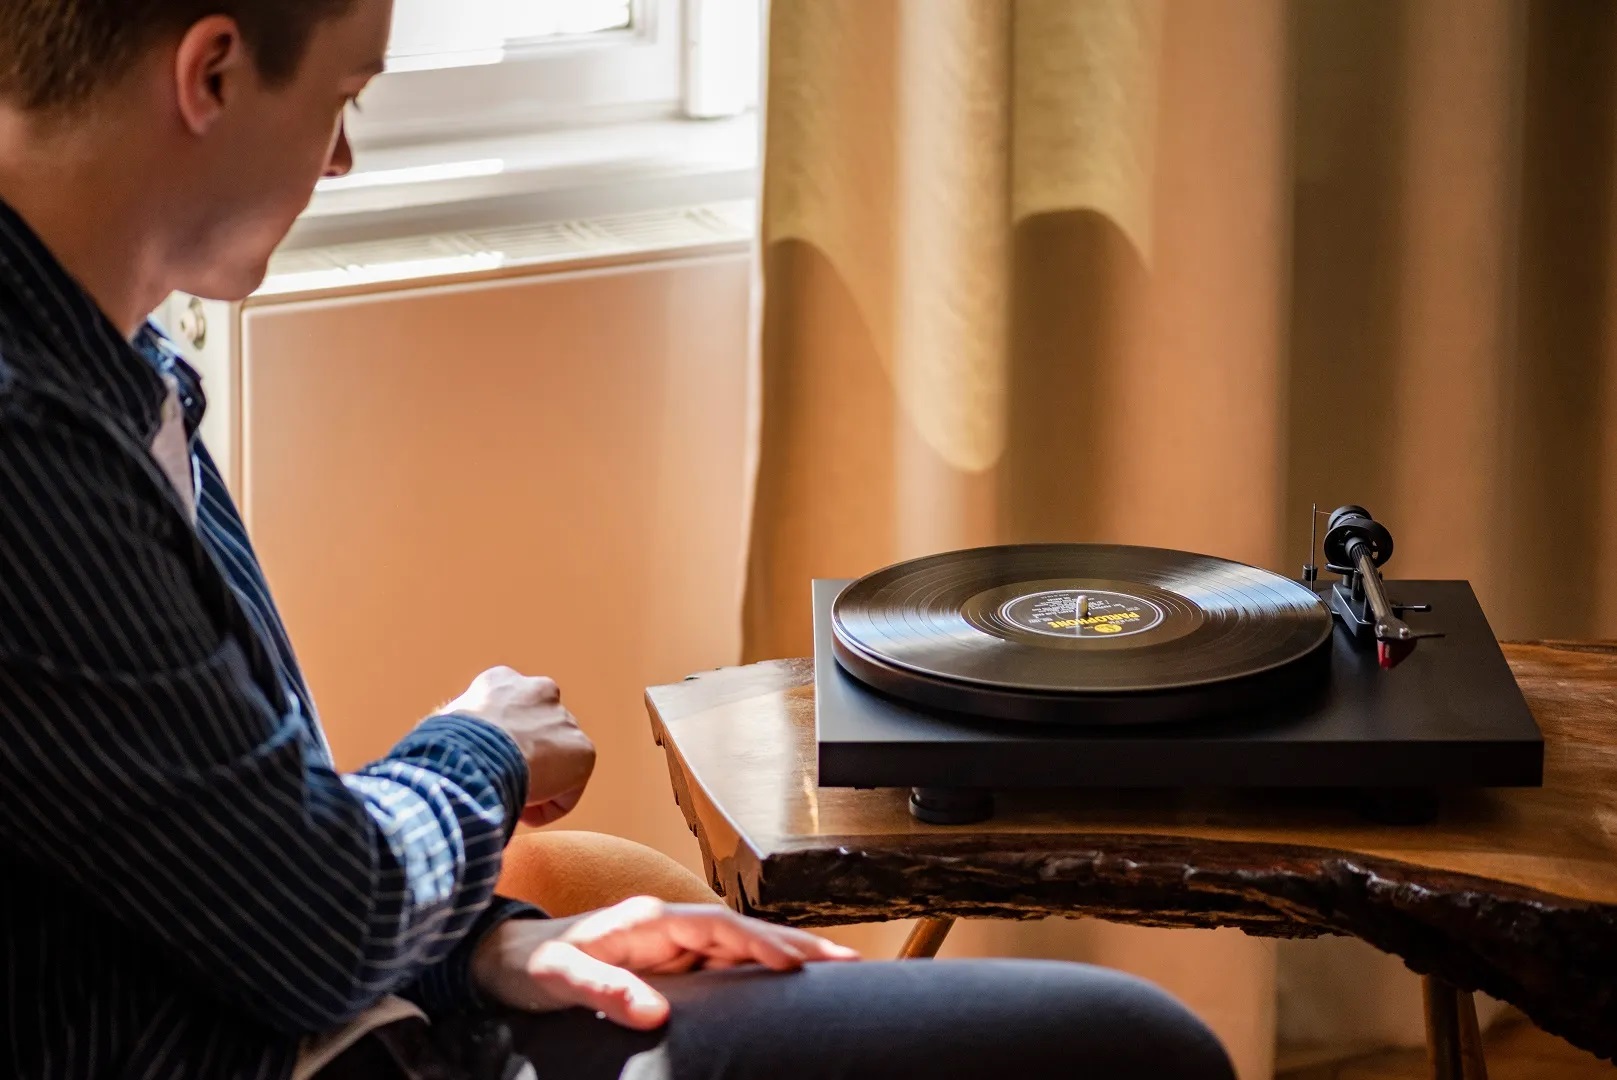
top-left (814, 505), bottom-right (1544, 824)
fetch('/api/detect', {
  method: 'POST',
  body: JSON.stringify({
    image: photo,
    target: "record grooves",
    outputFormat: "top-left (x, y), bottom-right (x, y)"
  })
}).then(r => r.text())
top-left (830, 544), bottom-right (1334, 727)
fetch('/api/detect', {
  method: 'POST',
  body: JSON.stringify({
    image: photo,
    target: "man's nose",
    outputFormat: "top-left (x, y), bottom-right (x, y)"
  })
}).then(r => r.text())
top-left (325, 123), bottom-right (354, 179)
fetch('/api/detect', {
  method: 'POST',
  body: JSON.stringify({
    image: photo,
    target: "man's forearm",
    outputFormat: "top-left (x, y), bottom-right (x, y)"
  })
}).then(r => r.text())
top-left (1, 651), bottom-right (530, 1034)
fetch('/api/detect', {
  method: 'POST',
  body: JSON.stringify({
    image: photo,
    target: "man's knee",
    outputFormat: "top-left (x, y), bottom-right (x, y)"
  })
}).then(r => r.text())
top-left (1039, 962), bottom-right (1236, 1079)
top-left (498, 831), bottom-right (721, 917)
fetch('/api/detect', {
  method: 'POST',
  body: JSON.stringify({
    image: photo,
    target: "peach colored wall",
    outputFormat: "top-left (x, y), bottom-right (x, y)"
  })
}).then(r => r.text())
top-left (238, 253), bottom-right (753, 866)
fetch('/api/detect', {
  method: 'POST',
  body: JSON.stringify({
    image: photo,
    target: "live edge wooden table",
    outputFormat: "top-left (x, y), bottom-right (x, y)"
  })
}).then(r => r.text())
top-left (645, 642), bottom-right (1617, 1079)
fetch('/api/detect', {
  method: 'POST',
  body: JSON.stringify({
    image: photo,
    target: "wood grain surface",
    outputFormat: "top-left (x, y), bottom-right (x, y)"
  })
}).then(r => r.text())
top-left (646, 642), bottom-right (1617, 1060)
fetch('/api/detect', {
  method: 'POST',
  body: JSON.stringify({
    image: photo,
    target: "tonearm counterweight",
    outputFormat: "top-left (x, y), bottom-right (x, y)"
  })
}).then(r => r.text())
top-left (1303, 504), bottom-right (1442, 669)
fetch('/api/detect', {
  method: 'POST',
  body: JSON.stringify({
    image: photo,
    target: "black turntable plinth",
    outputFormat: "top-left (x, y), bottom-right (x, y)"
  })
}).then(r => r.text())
top-left (814, 568), bottom-right (1544, 821)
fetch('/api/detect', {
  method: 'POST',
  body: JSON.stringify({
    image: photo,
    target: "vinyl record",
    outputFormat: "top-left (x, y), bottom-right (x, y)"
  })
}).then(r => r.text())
top-left (830, 543), bottom-right (1333, 725)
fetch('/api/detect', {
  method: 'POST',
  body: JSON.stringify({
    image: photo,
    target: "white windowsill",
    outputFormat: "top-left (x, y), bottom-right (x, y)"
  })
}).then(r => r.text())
top-left (279, 112), bottom-right (760, 252)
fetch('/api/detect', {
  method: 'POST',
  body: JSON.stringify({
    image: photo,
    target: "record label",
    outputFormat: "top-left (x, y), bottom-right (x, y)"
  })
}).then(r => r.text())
top-left (998, 588), bottom-right (1165, 640)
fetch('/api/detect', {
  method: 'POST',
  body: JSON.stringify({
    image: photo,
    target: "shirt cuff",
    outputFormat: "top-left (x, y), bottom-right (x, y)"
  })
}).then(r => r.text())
top-left (401, 895), bottom-right (549, 1017)
top-left (395, 713), bottom-right (529, 842)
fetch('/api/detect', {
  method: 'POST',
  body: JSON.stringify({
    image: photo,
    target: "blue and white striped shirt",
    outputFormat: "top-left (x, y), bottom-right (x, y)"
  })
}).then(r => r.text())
top-left (0, 196), bottom-right (539, 1079)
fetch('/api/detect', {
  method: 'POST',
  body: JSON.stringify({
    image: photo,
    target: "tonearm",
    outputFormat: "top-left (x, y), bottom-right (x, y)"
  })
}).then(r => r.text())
top-left (1303, 504), bottom-right (1442, 669)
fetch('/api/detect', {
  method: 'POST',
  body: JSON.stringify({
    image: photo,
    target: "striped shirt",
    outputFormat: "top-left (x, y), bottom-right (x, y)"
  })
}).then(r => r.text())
top-left (0, 197), bottom-right (539, 1079)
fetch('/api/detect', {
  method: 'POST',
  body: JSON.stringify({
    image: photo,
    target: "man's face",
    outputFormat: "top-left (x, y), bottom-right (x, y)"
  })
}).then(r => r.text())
top-left (172, 0), bottom-right (392, 300)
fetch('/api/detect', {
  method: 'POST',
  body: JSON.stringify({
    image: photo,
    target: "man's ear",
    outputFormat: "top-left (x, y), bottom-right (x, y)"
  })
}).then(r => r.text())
top-left (172, 15), bottom-right (252, 135)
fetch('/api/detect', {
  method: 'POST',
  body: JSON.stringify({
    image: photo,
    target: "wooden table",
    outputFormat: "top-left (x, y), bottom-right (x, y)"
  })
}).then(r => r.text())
top-left (645, 642), bottom-right (1617, 1078)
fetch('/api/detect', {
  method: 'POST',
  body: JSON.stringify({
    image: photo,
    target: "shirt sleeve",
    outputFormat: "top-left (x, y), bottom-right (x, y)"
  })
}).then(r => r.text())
top-left (0, 390), bottom-right (530, 1036)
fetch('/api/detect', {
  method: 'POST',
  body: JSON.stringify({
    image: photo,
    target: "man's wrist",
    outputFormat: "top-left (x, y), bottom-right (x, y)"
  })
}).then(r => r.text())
top-left (470, 910), bottom-right (578, 1009)
top-left (403, 896), bottom-right (547, 1016)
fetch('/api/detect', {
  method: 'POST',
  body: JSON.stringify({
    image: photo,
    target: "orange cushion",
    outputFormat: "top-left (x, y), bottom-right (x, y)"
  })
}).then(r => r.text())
top-left (497, 830), bottom-right (723, 918)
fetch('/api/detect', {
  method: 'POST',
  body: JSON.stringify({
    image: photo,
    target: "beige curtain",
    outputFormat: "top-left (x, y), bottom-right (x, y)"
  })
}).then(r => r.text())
top-left (740, 0), bottom-right (1617, 1076)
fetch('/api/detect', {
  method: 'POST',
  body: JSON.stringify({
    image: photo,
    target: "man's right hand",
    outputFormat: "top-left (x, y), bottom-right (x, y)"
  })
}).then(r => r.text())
top-left (470, 897), bottom-right (861, 1029)
top-left (442, 667), bottom-right (596, 826)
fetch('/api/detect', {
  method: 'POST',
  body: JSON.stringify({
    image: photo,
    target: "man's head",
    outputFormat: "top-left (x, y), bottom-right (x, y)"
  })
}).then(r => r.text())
top-left (0, 0), bottom-right (391, 311)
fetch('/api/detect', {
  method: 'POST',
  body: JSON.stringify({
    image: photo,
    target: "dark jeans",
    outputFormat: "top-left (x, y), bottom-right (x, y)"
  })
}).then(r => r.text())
top-left (326, 959), bottom-right (1235, 1080)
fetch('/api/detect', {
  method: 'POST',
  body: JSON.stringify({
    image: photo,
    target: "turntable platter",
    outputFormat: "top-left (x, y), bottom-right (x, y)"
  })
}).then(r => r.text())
top-left (830, 544), bottom-right (1333, 725)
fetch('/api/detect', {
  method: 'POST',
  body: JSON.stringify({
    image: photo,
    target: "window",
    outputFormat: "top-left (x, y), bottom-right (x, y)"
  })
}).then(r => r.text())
top-left (384, 1), bottom-right (636, 73)
top-left (344, 0), bottom-right (761, 150)
top-left (297, 0), bottom-right (760, 249)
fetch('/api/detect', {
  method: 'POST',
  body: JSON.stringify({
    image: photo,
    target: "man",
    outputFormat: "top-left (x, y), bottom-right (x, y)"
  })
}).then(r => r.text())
top-left (0, 2), bottom-right (1237, 1078)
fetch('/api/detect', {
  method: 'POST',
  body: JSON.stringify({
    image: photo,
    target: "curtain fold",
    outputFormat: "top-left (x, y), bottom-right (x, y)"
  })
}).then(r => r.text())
top-left (742, 1), bottom-right (1617, 1075)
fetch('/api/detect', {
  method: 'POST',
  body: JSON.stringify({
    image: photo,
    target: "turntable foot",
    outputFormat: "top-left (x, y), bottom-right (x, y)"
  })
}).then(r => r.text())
top-left (1357, 788), bottom-right (1441, 825)
top-left (909, 787), bottom-right (994, 825)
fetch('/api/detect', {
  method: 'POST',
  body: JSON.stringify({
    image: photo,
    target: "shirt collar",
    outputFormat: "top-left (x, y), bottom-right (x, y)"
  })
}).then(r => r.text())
top-left (0, 196), bottom-right (167, 440)
top-left (133, 322), bottom-right (209, 439)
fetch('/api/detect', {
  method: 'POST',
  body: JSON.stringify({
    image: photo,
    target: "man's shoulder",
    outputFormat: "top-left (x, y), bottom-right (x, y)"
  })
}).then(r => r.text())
top-left (0, 321), bottom-right (132, 437)
top-left (0, 300), bottom-right (56, 383)
top-left (0, 340), bottom-right (78, 435)
top-left (0, 316), bottom-right (22, 394)
top-left (0, 332), bottom-right (46, 423)
top-left (0, 317), bottom-right (67, 415)
top-left (0, 321), bottom-right (183, 538)
top-left (0, 331), bottom-right (207, 671)
top-left (0, 334), bottom-right (162, 519)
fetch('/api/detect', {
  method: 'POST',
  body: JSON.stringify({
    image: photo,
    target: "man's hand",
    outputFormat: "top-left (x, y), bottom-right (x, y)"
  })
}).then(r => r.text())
top-left (442, 667), bottom-right (596, 826)
top-left (471, 897), bottom-right (861, 1028)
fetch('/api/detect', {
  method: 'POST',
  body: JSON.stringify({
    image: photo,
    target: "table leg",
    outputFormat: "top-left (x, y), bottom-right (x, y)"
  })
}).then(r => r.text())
top-left (1423, 976), bottom-right (1489, 1080)
top-left (898, 917), bottom-right (955, 959)
top-left (1456, 986), bottom-right (1489, 1080)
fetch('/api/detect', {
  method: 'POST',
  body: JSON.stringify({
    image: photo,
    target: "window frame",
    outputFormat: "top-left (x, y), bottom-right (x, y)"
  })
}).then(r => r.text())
top-left (345, 0), bottom-right (758, 151)
top-left (291, 0), bottom-right (761, 248)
